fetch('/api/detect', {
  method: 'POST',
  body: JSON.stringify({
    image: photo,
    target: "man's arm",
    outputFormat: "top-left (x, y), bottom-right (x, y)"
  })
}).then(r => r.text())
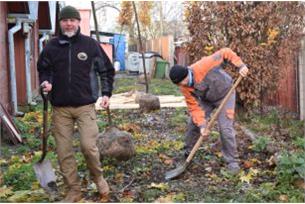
top-left (37, 50), bottom-right (53, 91)
top-left (94, 43), bottom-right (115, 104)
top-left (218, 48), bottom-right (249, 76)
top-left (181, 86), bottom-right (207, 128)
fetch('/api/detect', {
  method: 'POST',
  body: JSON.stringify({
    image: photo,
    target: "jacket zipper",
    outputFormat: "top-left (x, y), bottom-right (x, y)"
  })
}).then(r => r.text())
top-left (68, 43), bottom-right (72, 96)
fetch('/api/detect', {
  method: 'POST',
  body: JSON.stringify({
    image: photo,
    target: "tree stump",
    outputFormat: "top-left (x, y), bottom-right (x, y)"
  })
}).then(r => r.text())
top-left (134, 91), bottom-right (146, 104)
top-left (97, 126), bottom-right (135, 161)
top-left (138, 93), bottom-right (160, 112)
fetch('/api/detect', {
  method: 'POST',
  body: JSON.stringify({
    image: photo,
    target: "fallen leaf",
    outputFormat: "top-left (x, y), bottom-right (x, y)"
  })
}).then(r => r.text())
top-left (0, 186), bottom-right (13, 198)
top-left (206, 173), bottom-right (219, 180)
top-left (250, 158), bottom-right (261, 164)
top-left (243, 161), bottom-right (253, 169)
top-left (205, 167), bottom-right (212, 172)
top-left (164, 159), bottom-right (174, 165)
top-left (99, 194), bottom-right (110, 202)
top-left (115, 173), bottom-right (124, 183)
top-left (239, 171), bottom-right (253, 184)
top-left (119, 123), bottom-right (141, 134)
top-left (267, 155), bottom-right (276, 166)
top-left (34, 151), bottom-right (42, 158)
top-left (249, 168), bottom-right (259, 176)
top-left (10, 155), bottom-right (20, 164)
top-left (215, 151), bottom-right (222, 158)
top-left (0, 159), bottom-right (8, 166)
top-left (154, 193), bottom-right (174, 203)
top-left (7, 189), bottom-right (49, 202)
top-left (158, 154), bottom-right (174, 165)
top-left (278, 194), bottom-right (288, 202)
top-left (150, 182), bottom-right (169, 191)
top-left (22, 154), bottom-right (33, 163)
top-left (294, 179), bottom-right (305, 190)
top-left (248, 145), bottom-right (254, 150)
top-left (31, 181), bottom-right (41, 190)
top-left (120, 197), bottom-right (134, 203)
top-left (121, 190), bottom-right (134, 202)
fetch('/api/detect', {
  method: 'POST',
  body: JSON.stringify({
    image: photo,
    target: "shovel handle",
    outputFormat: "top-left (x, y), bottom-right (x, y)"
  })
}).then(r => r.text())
top-left (185, 75), bottom-right (243, 163)
top-left (39, 86), bottom-right (49, 163)
top-left (106, 106), bottom-right (112, 126)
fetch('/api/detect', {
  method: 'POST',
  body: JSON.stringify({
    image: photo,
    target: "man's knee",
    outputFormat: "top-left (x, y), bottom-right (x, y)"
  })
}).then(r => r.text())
top-left (81, 141), bottom-right (98, 156)
top-left (220, 127), bottom-right (235, 139)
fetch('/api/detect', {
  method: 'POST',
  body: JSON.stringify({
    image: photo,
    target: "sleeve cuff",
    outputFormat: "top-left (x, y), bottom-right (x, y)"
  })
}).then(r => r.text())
top-left (198, 123), bottom-right (206, 129)
top-left (238, 64), bottom-right (247, 69)
top-left (102, 92), bottom-right (111, 97)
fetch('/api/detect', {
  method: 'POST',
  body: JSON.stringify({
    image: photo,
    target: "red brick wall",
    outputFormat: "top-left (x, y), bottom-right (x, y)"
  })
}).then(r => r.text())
top-left (0, 2), bottom-right (10, 109)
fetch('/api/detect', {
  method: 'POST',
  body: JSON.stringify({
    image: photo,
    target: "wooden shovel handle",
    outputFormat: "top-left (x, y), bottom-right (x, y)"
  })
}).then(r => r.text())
top-left (39, 86), bottom-right (49, 163)
top-left (186, 75), bottom-right (243, 163)
top-left (106, 107), bottom-right (112, 126)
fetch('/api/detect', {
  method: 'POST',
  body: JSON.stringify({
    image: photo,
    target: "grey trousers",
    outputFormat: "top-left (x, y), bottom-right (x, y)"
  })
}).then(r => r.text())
top-left (185, 91), bottom-right (239, 164)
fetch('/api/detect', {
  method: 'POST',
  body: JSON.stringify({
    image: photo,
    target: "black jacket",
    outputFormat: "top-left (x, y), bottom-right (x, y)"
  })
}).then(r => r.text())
top-left (37, 29), bottom-right (115, 107)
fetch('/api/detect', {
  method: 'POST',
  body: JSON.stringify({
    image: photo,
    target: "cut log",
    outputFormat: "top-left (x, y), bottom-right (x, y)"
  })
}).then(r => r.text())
top-left (97, 126), bottom-right (135, 161)
top-left (138, 93), bottom-right (160, 112)
top-left (135, 91), bottom-right (146, 104)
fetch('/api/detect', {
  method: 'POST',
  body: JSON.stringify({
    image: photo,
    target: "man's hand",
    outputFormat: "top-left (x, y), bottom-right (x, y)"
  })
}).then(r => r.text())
top-left (41, 81), bottom-right (52, 92)
top-left (200, 127), bottom-right (209, 140)
top-left (239, 65), bottom-right (249, 77)
top-left (100, 96), bottom-right (110, 109)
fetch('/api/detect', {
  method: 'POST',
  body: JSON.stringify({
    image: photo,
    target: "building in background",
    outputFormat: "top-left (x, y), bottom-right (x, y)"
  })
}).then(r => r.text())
top-left (0, 2), bottom-right (57, 115)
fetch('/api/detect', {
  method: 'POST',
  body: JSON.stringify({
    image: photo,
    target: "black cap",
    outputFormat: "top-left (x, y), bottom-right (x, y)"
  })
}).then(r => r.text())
top-left (59, 6), bottom-right (81, 21)
top-left (169, 65), bottom-right (188, 84)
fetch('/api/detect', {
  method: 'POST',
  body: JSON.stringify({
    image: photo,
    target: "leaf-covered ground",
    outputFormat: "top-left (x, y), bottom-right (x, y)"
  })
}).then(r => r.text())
top-left (0, 76), bottom-right (304, 202)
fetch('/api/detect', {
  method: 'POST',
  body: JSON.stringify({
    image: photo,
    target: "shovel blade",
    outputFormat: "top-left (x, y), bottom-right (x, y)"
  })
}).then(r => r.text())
top-left (165, 162), bottom-right (189, 181)
top-left (33, 159), bottom-right (57, 191)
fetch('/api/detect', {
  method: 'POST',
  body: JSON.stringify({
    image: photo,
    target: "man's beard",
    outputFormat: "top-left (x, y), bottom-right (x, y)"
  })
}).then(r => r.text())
top-left (62, 29), bottom-right (77, 38)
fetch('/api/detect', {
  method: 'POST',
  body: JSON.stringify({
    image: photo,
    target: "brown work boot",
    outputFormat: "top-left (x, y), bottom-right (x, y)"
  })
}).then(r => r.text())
top-left (59, 189), bottom-right (82, 203)
top-left (95, 176), bottom-right (110, 196)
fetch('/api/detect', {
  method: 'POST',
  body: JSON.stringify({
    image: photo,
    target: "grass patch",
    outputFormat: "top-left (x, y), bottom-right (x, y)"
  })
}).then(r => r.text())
top-left (150, 79), bottom-right (181, 96)
top-left (113, 77), bottom-right (182, 96)
top-left (3, 163), bottom-right (36, 191)
top-left (113, 78), bottom-right (138, 94)
top-left (276, 151), bottom-right (305, 184)
top-left (169, 107), bottom-right (187, 127)
top-left (252, 136), bottom-right (271, 152)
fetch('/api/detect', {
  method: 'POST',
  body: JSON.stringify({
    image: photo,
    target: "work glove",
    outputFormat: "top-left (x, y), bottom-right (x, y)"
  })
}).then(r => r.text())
top-left (239, 65), bottom-right (249, 77)
top-left (200, 127), bottom-right (209, 140)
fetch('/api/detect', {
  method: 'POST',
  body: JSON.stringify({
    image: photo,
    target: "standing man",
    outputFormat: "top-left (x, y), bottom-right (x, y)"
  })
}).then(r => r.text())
top-left (169, 48), bottom-right (248, 174)
top-left (37, 6), bottom-right (115, 202)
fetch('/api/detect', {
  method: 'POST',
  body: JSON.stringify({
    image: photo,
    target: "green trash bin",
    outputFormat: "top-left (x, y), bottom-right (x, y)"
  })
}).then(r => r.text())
top-left (155, 60), bottom-right (168, 79)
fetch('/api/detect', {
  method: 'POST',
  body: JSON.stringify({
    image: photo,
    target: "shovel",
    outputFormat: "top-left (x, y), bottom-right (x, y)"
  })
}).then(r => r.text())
top-left (33, 88), bottom-right (57, 193)
top-left (165, 75), bottom-right (243, 180)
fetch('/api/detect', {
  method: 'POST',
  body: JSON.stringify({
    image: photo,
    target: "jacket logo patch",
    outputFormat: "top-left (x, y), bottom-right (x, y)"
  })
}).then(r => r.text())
top-left (77, 52), bottom-right (88, 61)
